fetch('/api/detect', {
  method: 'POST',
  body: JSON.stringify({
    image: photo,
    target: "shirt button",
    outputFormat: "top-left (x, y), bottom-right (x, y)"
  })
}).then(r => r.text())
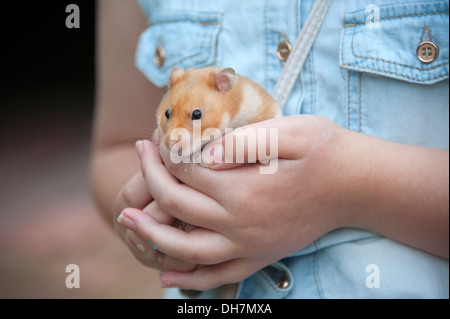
top-left (417, 41), bottom-right (438, 64)
top-left (277, 40), bottom-right (292, 62)
top-left (154, 46), bottom-right (166, 67)
top-left (276, 276), bottom-right (290, 289)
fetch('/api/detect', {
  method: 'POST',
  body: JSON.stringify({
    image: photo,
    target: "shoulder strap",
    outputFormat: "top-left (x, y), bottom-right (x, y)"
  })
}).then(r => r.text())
top-left (272, 0), bottom-right (332, 109)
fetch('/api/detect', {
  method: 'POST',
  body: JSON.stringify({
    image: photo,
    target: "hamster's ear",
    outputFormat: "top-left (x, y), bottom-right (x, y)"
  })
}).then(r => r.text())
top-left (211, 67), bottom-right (237, 92)
top-left (168, 66), bottom-right (185, 87)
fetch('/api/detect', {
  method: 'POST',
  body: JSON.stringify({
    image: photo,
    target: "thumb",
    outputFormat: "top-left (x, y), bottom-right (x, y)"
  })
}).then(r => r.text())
top-left (201, 117), bottom-right (295, 170)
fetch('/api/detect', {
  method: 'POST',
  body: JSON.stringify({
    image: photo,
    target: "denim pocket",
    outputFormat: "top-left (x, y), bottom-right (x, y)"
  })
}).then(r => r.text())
top-left (340, 0), bottom-right (449, 85)
top-left (136, 10), bottom-right (223, 87)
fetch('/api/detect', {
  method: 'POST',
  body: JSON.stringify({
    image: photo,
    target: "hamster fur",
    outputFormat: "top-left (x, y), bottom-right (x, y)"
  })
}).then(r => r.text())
top-left (156, 66), bottom-right (281, 155)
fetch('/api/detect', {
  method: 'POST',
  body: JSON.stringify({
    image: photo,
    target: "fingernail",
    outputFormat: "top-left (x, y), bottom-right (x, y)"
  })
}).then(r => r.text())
top-left (117, 213), bottom-right (137, 232)
top-left (135, 140), bottom-right (143, 158)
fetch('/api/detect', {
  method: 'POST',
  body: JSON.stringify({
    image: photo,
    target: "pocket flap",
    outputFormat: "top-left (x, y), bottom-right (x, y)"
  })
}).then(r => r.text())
top-left (136, 10), bottom-right (223, 87)
top-left (340, 1), bottom-right (449, 84)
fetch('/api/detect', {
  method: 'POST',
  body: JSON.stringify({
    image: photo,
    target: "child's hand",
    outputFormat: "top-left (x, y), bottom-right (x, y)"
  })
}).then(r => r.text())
top-left (119, 115), bottom-right (363, 290)
top-left (113, 131), bottom-right (198, 274)
top-left (119, 114), bottom-right (449, 290)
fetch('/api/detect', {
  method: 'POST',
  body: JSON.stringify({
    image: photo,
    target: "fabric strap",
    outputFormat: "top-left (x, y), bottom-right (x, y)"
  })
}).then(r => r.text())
top-left (272, 0), bottom-right (332, 109)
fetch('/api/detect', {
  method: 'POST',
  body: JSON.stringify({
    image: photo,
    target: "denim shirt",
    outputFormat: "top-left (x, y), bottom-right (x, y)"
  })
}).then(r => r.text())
top-left (136, 0), bottom-right (449, 298)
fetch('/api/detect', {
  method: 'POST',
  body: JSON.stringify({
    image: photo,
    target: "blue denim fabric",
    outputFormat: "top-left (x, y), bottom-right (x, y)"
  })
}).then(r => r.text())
top-left (136, 0), bottom-right (449, 298)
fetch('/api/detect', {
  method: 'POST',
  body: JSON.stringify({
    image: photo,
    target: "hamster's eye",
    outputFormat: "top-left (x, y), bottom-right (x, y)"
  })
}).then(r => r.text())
top-left (191, 109), bottom-right (202, 120)
top-left (165, 109), bottom-right (170, 120)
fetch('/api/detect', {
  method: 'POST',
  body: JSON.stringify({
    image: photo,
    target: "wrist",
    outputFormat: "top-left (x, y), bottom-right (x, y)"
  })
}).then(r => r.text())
top-left (330, 130), bottom-right (449, 258)
top-left (338, 133), bottom-right (449, 257)
top-left (325, 129), bottom-right (380, 230)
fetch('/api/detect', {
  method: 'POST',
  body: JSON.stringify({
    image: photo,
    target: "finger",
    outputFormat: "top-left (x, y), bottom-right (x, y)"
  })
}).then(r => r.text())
top-left (157, 141), bottom-right (226, 199)
top-left (142, 200), bottom-right (174, 226)
top-left (119, 208), bottom-right (236, 265)
top-left (124, 230), bottom-right (198, 272)
top-left (137, 140), bottom-right (229, 229)
top-left (114, 171), bottom-right (152, 234)
top-left (157, 253), bottom-right (198, 273)
top-left (125, 201), bottom-right (198, 273)
top-left (201, 116), bottom-right (302, 170)
top-left (115, 171), bottom-right (152, 214)
top-left (131, 199), bottom-right (198, 271)
top-left (159, 259), bottom-right (259, 291)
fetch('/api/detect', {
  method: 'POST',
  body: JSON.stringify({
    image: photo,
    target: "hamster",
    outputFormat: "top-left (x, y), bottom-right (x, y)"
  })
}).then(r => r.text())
top-left (156, 66), bottom-right (281, 156)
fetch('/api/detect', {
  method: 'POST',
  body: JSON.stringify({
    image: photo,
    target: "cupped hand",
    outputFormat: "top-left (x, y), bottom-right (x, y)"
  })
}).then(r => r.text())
top-left (119, 115), bottom-right (364, 290)
top-left (113, 131), bottom-right (198, 273)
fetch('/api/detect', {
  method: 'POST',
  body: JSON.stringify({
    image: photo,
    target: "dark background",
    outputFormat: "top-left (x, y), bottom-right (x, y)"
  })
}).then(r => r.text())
top-left (1, 0), bottom-right (95, 153)
top-left (0, 1), bottom-right (162, 298)
top-left (2, 0), bottom-right (95, 119)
